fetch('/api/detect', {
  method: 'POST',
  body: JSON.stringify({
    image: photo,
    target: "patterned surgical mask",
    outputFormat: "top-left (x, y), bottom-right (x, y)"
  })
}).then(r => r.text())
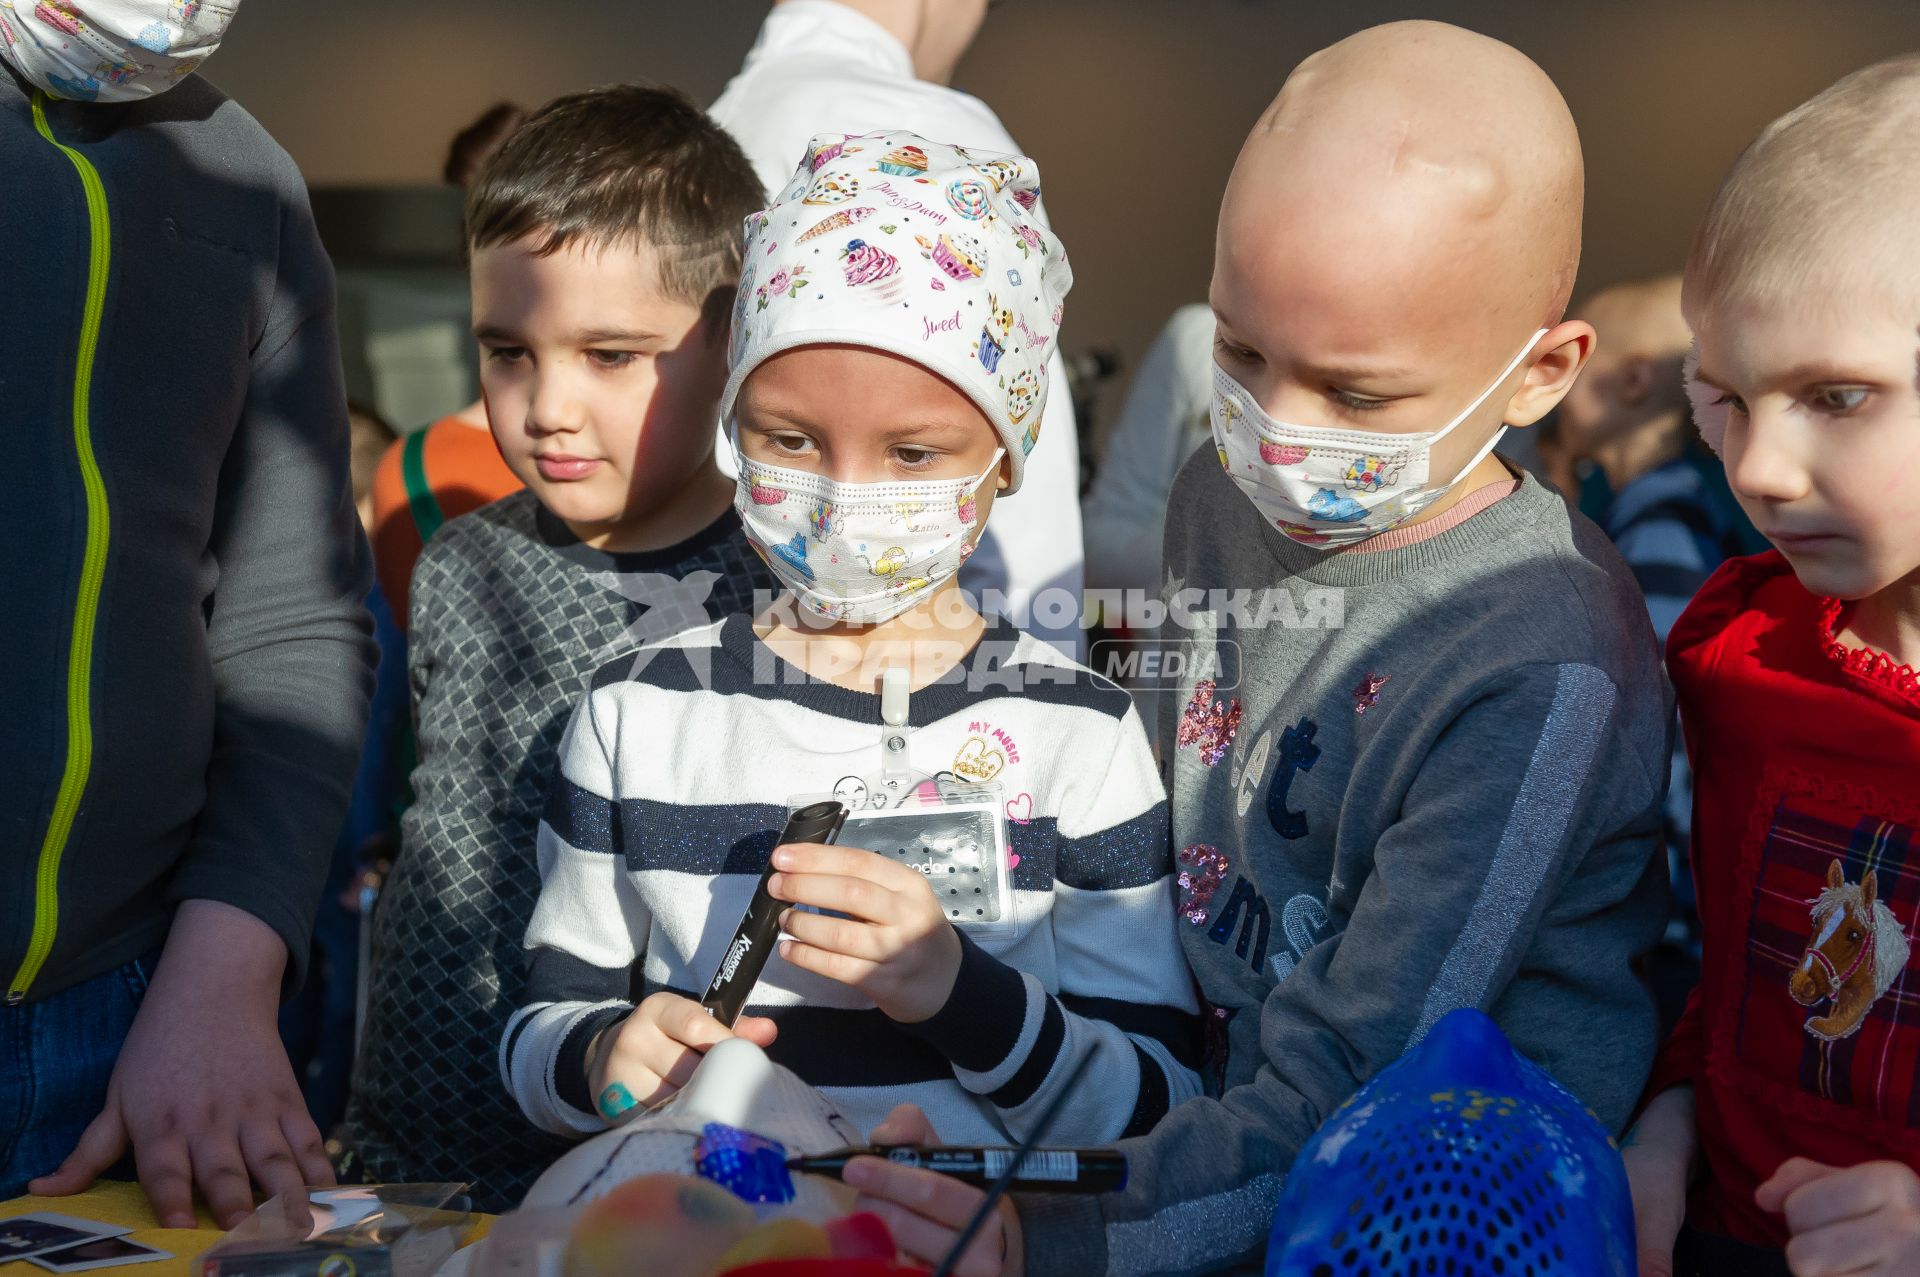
top-left (734, 446), bottom-right (1002, 624)
top-left (1211, 330), bottom-right (1546, 548)
top-left (0, 0), bottom-right (240, 102)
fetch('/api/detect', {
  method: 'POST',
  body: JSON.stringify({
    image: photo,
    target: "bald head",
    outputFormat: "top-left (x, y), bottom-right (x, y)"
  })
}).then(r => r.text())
top-left (1227, 22), bottom-right (1582, 333)
top-left (1210, 23), bottom-right (1591, 478)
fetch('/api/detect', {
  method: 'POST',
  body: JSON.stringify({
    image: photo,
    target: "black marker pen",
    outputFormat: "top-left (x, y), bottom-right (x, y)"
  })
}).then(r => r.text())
top-left (701, 799), bottom-right (848, 1025)
top-left (785, 1146), bottom-right (1127, 1194)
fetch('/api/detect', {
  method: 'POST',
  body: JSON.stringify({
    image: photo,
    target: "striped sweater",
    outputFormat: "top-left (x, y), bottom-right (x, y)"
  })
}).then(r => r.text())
top-left (503, 613), bottom-right (1202, 1145)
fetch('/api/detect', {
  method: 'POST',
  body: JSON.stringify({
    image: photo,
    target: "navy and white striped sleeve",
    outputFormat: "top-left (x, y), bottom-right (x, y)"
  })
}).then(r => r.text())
top-left (902, 700), bottom-right (1202, 1142)
top-left (1615, 515), bottom-right (1714, 644)
top-left (500, 684), bottom-right (647, 1136)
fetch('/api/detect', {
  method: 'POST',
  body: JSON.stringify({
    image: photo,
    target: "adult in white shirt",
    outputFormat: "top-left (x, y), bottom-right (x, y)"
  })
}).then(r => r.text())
top-left (711, 0), bottom-right (1087, 658)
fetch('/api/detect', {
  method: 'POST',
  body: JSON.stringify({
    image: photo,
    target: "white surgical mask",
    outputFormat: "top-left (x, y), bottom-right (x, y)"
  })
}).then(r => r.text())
top-left (0, 0), bottom-right (239, 102)
top-left (1211, 329), bottom-right (1547, 548)
top-left (734, 444), bottom-right (1002, 624)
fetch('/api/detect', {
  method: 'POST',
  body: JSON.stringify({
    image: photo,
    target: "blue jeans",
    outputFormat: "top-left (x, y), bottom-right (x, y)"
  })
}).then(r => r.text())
top-left (0, 952), bottom-right (155, 1198)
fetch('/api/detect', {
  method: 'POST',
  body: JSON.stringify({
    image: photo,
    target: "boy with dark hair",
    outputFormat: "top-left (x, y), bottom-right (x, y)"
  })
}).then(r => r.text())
top-left (348, 83), bottom-right (777, 1209)
top-left (1558, 277), bottom-right (1752, 1032)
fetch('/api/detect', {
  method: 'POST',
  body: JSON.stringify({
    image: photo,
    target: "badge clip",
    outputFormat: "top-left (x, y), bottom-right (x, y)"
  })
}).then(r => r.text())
top-left (880, 665), bottom-right (913, 791)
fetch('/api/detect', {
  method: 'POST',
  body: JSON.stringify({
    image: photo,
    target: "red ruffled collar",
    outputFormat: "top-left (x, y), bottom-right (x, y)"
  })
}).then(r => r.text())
top-left (1818, 596), bottom-right (1920, 710)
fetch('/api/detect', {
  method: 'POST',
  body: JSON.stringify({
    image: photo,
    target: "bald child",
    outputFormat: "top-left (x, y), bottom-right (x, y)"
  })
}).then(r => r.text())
top-left (837, 23), bottom-right (1673, 1276)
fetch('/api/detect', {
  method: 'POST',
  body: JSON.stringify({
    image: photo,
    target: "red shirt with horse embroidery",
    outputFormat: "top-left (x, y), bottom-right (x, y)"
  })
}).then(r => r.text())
top-left (1646, 552), bottom-right (1920, 1248)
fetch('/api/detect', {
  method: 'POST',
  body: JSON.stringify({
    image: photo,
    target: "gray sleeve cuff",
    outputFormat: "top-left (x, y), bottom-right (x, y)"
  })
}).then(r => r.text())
top-left (1016, 1192), bottom-right (1108, 1277)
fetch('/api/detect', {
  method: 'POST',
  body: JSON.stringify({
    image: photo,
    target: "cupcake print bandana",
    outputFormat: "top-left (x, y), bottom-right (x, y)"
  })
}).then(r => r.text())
top-left (721, 129), bottom-right (1074, 495)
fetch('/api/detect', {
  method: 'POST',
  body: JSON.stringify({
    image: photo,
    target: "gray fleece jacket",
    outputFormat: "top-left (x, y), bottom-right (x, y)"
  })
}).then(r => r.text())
top-left (1, 65), bottom-right (374, 1003)
top-left (1019, 453), bottom-right (1671, 1275)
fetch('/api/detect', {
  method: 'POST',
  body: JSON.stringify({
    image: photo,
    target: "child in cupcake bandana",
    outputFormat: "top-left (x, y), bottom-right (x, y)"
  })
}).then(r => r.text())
top-left (505, 134), bottom-right (1203, 1273)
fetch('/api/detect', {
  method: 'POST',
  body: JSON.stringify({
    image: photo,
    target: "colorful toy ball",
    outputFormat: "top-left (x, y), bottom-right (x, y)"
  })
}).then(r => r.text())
top-left (564, 1178), bottom-right (914, 1277)
top-left (565, 1173), bottom-right (758, 1277)
top-left (1265, 1009), bottom-right (1635, 1277)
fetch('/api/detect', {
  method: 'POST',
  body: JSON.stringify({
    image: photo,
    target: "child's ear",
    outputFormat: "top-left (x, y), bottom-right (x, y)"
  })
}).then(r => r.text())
top-left (1503, 319), bottom-right (1596, 427)
top-left (998, 452), bottom-right (1012, 491)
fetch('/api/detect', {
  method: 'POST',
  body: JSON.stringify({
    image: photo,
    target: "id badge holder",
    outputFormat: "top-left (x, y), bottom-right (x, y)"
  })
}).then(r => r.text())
top-left (795, 669), bottom-right (1019, 941)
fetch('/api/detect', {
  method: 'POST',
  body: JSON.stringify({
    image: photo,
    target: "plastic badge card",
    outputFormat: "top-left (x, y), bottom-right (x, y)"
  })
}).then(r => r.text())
top-left (199, 1185), bottom-right (472, 1277)
top-left (799, 778), bottom-right (1017, 940)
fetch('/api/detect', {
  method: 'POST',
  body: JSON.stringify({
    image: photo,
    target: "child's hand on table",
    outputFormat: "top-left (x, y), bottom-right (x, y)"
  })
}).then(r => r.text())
top-left (586, 992), bottom-right (778, 1121)
top-left (843, 1103), bottom-right (1022, 1277)
top-left (1757, 1158), bottom-right (1920, 1277)
top-left (767, 842), bottom-right (963, 1023)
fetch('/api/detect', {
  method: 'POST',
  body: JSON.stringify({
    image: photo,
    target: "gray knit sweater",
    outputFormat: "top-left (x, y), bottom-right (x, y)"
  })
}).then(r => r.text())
top-left (1020, 453), bottom-right (1672, 1276)
top-left (348, 492), bottom-right (773, 1210)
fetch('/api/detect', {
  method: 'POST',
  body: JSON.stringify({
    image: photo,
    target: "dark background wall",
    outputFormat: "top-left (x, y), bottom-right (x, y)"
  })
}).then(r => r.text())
top-left (209, 0), bottom-right (1920, 438)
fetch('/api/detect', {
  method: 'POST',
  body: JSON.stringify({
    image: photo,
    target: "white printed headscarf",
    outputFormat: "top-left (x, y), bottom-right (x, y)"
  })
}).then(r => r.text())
top-left (721, 129), bottom-right (1072, 495)
top-left (0, 0), bottom-right (239, 102)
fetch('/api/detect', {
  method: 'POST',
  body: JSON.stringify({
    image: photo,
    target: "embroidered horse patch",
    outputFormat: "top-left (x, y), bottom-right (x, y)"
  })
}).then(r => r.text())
top-left (1730, 772), bottom-right (1920, 1132)
top-left (1791, 858), bottom-right (1912, 1042)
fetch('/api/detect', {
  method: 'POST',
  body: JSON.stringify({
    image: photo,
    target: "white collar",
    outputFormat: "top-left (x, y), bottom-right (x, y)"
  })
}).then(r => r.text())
top-left (743, 1), bottom-right (916, 81)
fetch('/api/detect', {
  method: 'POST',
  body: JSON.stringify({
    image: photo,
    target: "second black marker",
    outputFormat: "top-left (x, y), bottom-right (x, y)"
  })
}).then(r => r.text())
top-left (785, 1146), bottom-right (1127, 1194)
top-left (701, 798), bottom-right (849, 1025)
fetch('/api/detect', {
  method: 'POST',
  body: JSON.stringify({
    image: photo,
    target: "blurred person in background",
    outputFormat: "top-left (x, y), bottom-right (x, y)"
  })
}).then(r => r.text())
top-left (1077, 304), bottom-right (1213, 745)
top-left (1557, 275), bottom-right (1752, 1028)
top-left (1560, 276), bottom-right (1748, 640)
top-left (1081, 304), bottom-right (1215, 600)
top-left (367, 101), bottom-right (530, 628)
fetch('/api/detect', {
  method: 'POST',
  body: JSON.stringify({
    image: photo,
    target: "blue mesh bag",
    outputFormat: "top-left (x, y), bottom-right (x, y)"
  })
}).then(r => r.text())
top-left (1266, 1009), bottom-right (1635, 1277)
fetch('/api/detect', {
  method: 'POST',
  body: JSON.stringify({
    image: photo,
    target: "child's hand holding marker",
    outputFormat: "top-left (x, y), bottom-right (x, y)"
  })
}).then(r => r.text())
top-left (586, 992), bottom-right (778, 1121)
top-left (844, 1104), bottom-right (1023, 1277)
top-left (769, 841), bottom-right (965, 1024)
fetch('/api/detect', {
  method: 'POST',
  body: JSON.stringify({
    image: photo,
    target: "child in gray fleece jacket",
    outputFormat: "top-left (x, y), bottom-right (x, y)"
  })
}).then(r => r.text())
top-left (840, 24), bottom-right (1671, 1277)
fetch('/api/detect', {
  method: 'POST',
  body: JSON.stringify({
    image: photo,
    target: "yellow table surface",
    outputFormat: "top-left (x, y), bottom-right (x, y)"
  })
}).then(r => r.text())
top-left (2, 1182), bottom-right (225, 1277)
top-left (2, 1184), bottom-right (495, 1277)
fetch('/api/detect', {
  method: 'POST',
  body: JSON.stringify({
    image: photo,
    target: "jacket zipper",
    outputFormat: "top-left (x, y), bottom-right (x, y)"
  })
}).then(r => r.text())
top-left (9, 92), bottom-right (113, 1005)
